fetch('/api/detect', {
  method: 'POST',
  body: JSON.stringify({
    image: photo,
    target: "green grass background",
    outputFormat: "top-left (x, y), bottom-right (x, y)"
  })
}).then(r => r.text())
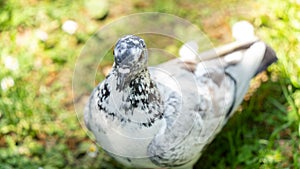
top-left (0, 0), bottom-right (299, 168)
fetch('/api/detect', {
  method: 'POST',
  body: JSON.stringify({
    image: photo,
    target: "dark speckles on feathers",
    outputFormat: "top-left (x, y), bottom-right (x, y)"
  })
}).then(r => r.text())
top-left (126, 158), bottom-right (132, 163)
top-left (97, 83), bottom-right (111, 111)
top-left (101, 83), bottom-right (110, 101)
top-left (96, 68), bottom-right (163, 128)
top-left (122, 69), bottom-right (163, 127)
top-left (127, 69), bottom-right (157, 113)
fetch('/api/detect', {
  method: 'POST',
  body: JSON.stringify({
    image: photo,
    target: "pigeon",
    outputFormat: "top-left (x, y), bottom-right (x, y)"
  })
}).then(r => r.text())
top-left (84, 34), bottom-right (277, 169)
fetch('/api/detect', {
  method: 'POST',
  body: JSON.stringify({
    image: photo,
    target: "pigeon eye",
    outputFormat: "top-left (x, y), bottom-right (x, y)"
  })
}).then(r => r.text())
top-left (139, 39), bottom-right (146, 48)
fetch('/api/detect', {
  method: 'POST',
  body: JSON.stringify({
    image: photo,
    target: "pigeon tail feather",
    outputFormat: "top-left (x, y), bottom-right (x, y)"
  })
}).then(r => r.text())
top-left (255, 44), bottom-right (277, 75)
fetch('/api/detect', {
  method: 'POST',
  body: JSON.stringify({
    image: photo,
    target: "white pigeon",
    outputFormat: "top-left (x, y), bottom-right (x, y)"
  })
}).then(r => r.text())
top-left (84, 34), bottom-right (277, 169)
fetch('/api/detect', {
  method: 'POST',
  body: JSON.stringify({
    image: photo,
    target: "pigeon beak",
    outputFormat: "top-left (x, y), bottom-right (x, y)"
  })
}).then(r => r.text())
top-left (116, 67), bottom-right (131, 91)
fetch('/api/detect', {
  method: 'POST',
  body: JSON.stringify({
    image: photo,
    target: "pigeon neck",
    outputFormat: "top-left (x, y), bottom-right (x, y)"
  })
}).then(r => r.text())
top-left (113, 68), bottom-right (164, 128)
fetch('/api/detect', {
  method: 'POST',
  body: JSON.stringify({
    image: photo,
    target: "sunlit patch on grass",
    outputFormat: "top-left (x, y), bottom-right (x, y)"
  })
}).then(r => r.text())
top-left (87, 143), bottom-right (98, 158)
top-left (62, 20), bottom-right (79, 35)
top-left (1, 76), bottom-right (14, 91)
top-left (35, 29), bottom-right (49, 42)
top-left (3, 56), bottom-right (19, 72)
top-left (260, 150), bottom-right (283, 166)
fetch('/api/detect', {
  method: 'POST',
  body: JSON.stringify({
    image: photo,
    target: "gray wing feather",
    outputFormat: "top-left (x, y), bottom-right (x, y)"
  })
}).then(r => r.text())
top-left (147, 59), bottom-right (235, 168)
top-left (147, 42), bottom-right (269, 167)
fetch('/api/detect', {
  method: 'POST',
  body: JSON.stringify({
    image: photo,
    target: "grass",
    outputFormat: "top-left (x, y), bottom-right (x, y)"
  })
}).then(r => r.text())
top-left (0, 0), bottom-right (299, 168)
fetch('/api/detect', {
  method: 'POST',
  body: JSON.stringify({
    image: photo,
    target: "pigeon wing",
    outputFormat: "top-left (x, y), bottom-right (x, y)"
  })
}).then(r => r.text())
top-left (147, 41), bottom-right (272, 168)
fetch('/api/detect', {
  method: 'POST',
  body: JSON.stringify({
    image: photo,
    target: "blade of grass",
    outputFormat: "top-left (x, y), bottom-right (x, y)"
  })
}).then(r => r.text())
top-left (281, 79), bottom-right (300, 122)
top-left (267, 97), bottom-right (287, 114)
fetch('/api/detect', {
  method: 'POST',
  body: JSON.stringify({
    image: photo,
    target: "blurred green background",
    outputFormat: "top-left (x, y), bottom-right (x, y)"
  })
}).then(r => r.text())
top-left (0, 0), bottom-right (299, 168)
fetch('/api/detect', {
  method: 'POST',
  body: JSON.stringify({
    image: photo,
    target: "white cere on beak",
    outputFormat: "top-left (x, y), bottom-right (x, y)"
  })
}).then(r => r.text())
top-left (118, 67), bottom-right (131, 74)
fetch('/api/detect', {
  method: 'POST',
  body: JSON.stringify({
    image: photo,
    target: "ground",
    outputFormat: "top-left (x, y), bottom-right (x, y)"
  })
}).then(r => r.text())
top-left (0, 0), bottom-right (299, 168)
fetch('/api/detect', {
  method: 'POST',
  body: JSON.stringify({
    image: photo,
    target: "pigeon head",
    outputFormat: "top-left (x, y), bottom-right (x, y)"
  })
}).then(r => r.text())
top-left (113, 35), bottom-right (148, 90)
top-left (113, 35), bottom-right (148, 69)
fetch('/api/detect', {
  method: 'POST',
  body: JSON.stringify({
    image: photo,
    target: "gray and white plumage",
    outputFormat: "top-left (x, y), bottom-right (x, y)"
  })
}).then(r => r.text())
top-left (84, 35), bottom-right (277, 169)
